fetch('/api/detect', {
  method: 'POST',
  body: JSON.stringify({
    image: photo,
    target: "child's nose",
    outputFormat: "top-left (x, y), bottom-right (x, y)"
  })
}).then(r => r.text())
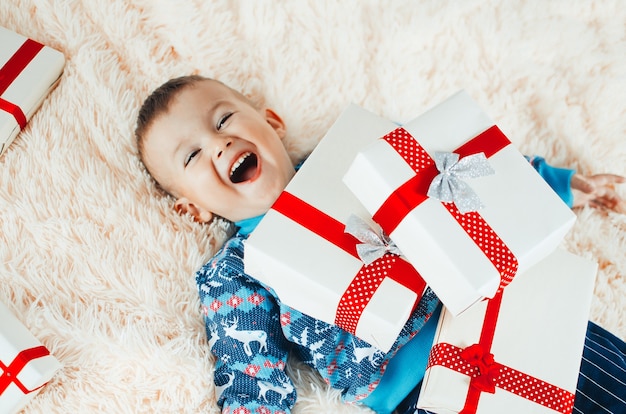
top-left (215, 139), bottom-right (232, 159)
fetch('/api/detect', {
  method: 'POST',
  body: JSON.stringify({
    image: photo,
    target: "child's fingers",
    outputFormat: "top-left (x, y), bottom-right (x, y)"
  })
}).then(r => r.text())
top-left (592, 189), bottom-right (626, 213)
top-left (588, 174), bottom-right (626, 186)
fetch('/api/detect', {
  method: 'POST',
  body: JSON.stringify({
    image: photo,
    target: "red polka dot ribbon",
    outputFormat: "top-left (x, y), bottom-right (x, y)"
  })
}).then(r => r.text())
top-left (0, 346), bottom-right (51, 394)
top-left (0, 38), bottom-right (44, 130)
top-left (426, 293), bottom-right (575, 413)
top-left (372, 126), bottom-right (518, 290)
top-left (272, 191), bottom-right (427, 335)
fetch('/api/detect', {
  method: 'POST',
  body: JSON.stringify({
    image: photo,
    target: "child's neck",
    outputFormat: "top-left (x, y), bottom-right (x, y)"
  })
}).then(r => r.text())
top-left (235, 214), bottom-right (265, 236)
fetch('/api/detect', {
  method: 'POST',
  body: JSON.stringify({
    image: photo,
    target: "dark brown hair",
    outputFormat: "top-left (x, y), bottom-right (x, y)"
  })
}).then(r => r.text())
top-left (135, 74), bottom-right (208, 171)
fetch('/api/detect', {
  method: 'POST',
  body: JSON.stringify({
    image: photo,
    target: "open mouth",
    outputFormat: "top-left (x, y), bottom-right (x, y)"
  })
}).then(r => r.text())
top-left (229, 152), bottom-right (259, 183)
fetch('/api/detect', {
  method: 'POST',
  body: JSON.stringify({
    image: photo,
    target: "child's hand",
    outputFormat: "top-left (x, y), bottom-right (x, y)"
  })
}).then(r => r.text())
top-left (571, 173), bottom-right (626, 213)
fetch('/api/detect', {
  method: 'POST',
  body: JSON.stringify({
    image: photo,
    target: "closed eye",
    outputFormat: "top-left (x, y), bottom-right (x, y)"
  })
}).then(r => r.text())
top-left (217, 112), bottom-right (233, 130)
top-left (185, 149), bottom-right (201, 167)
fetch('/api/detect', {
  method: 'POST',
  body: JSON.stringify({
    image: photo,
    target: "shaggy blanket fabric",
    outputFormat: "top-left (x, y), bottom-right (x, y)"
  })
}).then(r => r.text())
top-left (0, 1), bottom-right (624, 413)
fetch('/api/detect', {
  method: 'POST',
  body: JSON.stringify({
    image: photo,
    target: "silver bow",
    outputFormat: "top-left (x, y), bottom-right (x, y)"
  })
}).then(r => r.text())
top-left (427, 152), bottom-right (495, 214)
top-left (344, 214), bottom-right (401, 265)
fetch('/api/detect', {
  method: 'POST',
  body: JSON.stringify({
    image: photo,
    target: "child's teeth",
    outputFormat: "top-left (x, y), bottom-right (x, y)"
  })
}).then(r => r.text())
top-left (231, 152), bottom-right (250, 176)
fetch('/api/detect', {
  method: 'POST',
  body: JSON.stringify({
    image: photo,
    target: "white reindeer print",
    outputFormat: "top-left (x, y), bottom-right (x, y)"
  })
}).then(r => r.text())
top-left (293, 327), bottom-right (326, 366)
top-left (306, 338), bottom-right (326, 366)
top-left (258, 378), bottom-right (294, 404)
top-left (215, 372), bottom-right (235, 399)
top-left (217, 264), bottom-right (235, 281)
top-left (207, 321), bottom-right (220, 349)
top-left (352, 343), bottom-right (383, 367)
top-left (221, 317), bottom-right (268, 356)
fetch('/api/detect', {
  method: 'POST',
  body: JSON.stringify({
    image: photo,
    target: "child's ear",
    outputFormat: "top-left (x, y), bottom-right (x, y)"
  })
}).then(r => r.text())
top-left (265, 108), bottom-right (286, 139)
top-left (174, 198), bottom-right (213, 223)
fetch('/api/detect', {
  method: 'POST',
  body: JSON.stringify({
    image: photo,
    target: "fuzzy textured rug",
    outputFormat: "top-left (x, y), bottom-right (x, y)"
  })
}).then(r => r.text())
top-left (1, 1), bottom-right (624, 413)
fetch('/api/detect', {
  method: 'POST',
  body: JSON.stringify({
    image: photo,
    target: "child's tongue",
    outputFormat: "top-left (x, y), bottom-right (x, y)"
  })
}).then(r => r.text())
top-left (230, 153), bottom-right (258, 183)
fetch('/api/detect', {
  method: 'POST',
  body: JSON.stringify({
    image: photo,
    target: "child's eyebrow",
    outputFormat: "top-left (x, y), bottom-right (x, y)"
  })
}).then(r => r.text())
top-left (208, 99), bottom-right (228, 117)
top-left (172, 137), bottom-right (188, 160)
top-left (171, 100), bottom-right (230, 159)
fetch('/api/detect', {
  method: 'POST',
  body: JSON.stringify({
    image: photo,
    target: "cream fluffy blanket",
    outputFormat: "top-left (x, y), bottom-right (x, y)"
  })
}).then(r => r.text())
top-left (1, 1), bottom-right (624, 413)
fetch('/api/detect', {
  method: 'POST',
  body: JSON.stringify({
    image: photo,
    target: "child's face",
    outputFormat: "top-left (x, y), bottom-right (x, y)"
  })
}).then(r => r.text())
top-left (142, 79), bottom-right (295, 223)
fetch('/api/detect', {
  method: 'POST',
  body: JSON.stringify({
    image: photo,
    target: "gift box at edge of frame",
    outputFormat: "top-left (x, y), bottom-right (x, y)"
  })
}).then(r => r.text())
top-left (0, 26), bottom-right (65, 157)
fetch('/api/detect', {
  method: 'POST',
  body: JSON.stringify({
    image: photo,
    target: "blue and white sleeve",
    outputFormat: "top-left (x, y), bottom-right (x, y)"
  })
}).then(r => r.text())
top-left (196, 236), bottom-right (296, 413)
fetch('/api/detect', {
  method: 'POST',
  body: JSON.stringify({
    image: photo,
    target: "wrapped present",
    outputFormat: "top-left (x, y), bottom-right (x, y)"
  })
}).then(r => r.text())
top-left (0, 26), bottom-right (65, 157)
top-left (416, 248), bottom-right (596, 413)
top-left (1, 300), bottom-right (62, 414)
top-left (245, 105), bottom-right (428, 352)
top-left (343, 91), bottom-right (576, 315)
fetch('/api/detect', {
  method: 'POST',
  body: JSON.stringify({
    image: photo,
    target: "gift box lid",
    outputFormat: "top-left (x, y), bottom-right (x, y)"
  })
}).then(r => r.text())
top-left (0, 26), bottom-right (65, 156)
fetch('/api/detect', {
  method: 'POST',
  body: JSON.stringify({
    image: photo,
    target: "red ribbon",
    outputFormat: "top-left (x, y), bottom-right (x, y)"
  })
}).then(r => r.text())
top-left (460, 343), bottom-right (499, 394)
top-left (426, 292), bottom-right (576, 413)
top-left (0, 345), bottom-right (51, 394)
top-left (0, 38), bottom-right (44, 129)
top-left (272, 191), bottom-right (427, 335)
top-left (372, 126), bottom-right (518, 290)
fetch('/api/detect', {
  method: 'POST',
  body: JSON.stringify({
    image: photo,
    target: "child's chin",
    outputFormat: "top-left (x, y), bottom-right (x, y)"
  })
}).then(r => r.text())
top-left (254, 187), bottom-right (283, 208)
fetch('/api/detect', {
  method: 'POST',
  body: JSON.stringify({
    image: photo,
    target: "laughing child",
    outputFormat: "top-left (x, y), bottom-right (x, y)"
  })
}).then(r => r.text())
top-left (135, 75), bottom-right (626, 414)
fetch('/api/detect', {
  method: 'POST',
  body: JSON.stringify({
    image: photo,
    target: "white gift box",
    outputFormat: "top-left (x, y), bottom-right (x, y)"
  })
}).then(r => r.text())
top-left (0, 26), bottom-right (65, 157)
top-left (343, 91), bottom-right (576, 316)
top-left (0, 300), bottom-right (62, 414)
top-left (416, 248), bottom-right (596, 414)
top-left (245, 105), bottom-right (428, 352)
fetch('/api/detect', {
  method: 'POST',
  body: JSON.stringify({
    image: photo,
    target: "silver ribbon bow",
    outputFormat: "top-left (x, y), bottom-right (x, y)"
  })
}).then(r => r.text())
top-left (427, 151), bottom-right (495, 214)
top-left (344, 214), bottom-right (402, 265)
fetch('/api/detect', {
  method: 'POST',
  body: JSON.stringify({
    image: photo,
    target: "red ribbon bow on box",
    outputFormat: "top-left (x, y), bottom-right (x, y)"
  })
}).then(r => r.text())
top-left (272, 191), bottom-right (426, 335)
top-left (427, 293), bottom-right (576, 414)
top-left (460, 343), bottom-right (499, 394)
top-left (372, 125), bottom-right (519, 291)
top-left (0, 345), bottom-right (50, 395)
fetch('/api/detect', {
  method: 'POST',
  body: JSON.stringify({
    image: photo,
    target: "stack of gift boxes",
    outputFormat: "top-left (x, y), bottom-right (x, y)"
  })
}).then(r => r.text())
top-left (1, 26), bottom-right (65, 413)
top-left (245, 91), bottom-right (597, 413)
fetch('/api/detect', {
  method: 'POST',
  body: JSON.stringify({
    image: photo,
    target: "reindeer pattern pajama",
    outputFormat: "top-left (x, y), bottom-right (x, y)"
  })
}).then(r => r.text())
top-left (196, 232), bottom-right (440, 413)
